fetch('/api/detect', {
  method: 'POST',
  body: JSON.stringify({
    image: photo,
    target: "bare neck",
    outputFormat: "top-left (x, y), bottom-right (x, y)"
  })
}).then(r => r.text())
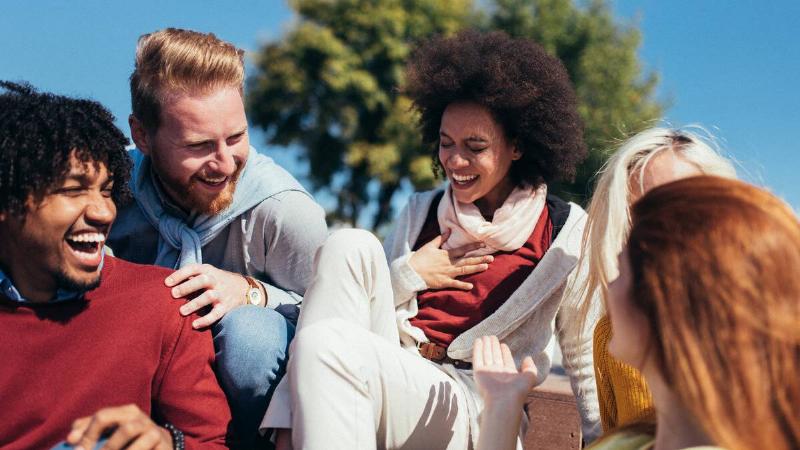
top-left (644, 367), bottom-right (714, 450)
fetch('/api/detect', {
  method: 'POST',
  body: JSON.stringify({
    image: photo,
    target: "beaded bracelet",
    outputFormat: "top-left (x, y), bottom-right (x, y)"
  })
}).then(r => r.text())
top-left (162, 422), bottom-right (185, 450)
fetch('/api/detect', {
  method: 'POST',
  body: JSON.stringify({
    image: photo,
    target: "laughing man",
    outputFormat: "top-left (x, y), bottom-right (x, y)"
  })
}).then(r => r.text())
top-left (106, 28), bottom-right (328, 446)
top-left (0, 81), bottom-right (232, 450)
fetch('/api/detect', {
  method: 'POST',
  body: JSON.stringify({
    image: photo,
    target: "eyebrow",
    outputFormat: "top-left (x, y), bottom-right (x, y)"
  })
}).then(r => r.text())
top-left (63, 167), bottom-right (110, 185)
top-left (184, 127), bottom-right (248, 146)
top-left (438, 131), bottom-right (489, 143)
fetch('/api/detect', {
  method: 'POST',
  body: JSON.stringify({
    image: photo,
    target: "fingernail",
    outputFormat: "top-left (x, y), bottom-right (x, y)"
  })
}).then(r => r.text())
top-left (165, 277), bottom-right (173, 285)
top-left (486, 256), bottom-right (494, 262)
top-left (192, 321), bottom-right (201, 329)
top-left (179, 307), bottom-right (187, 316)
top-left (171, 288), bottom-right (179, 297)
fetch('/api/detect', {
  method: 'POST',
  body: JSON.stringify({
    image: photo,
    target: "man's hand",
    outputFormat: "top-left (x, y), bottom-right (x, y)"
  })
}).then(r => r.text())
top-left (166, 263), bottom-right (251, 329)
top-left (472, 336), bottom-right (539, 409)
top-left (408, 230), bottom-right (493, 291)
top-left (66, 404), bottom-right (172, 450)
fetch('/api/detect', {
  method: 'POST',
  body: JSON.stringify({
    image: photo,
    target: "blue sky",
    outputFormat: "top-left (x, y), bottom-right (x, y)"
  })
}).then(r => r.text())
top-left (2, 0), bottom-right (798, 215)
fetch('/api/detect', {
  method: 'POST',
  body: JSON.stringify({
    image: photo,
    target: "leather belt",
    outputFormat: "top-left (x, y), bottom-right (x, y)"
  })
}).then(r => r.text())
top-left (418, 342), bottom-right (472, 370)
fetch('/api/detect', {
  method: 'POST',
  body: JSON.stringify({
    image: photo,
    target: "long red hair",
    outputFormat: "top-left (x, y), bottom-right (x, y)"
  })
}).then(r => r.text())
top-left (627, 176), bottom-right (800, 450)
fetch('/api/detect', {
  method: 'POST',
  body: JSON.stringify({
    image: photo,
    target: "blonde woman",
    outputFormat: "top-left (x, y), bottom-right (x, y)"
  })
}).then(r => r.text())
top-left (576, 127), bottom-right (736, 431)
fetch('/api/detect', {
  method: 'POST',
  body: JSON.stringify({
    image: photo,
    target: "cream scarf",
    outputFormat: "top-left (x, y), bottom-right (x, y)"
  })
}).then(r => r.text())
top-left (437, 183), bottom-right (547, 257)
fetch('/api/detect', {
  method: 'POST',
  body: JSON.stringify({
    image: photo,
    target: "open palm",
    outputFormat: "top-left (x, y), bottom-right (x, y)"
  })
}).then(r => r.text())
top-left (472, 336), bottom-right (539, 406)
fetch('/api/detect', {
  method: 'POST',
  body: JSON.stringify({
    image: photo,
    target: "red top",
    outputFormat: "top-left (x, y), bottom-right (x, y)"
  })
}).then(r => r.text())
top-left (0, 256), bottom-right (232, 450)
top-left (410, 200), bottom-right (553, 347)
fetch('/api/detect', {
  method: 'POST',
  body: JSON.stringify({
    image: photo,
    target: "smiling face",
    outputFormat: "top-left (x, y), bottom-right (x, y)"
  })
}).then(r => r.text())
top-left (131, 86), bottom-right (249, 215)
top-left (0, 154), bottom-right (116, 301)
top-left (438, 102), bottom-right (522, 216)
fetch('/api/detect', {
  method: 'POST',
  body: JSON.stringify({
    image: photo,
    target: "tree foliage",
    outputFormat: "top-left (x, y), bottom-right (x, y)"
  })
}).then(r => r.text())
top-left (248, 0), bottom-right (662, 229)
top-left (487, 0), bottom-right (662, 202)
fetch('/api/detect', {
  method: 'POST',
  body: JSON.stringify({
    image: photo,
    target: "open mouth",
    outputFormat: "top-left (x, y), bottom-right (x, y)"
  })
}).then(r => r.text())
top-left (195, 174), bottom-right (230, 191)
top-left (65, 232), bottom-right (105, 265)
top-left (451, 173), bottom-right (479, 188)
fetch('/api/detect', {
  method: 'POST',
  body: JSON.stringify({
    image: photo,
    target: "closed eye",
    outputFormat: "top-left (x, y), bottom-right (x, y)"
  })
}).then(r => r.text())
top-left (187, 141), bottom-right (213, 150)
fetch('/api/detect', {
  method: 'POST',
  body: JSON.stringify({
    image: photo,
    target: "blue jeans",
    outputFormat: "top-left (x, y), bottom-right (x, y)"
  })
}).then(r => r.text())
top-left (212, 305), bottom-right (295, 448)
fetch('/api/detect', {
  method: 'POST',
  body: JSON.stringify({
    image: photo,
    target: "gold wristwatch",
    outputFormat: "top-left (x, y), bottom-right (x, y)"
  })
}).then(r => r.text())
top-left (243, 275), bottom-right (264, 306)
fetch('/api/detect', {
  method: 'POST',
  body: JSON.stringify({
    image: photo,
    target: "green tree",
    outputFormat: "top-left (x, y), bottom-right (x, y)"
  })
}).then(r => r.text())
top-left (248, 0), bottom-right (473, 228)
top-left (487, 0), bottom-right (662, 202)
top-left (248, 0), bottom-right (662, 229)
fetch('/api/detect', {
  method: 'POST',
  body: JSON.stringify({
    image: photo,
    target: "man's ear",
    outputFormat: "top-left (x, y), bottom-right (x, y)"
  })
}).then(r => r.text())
top-left (129, 114), bottom-right (152, 155)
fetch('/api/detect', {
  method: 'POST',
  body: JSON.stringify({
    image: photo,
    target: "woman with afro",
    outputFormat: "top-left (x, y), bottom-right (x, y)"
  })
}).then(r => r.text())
top-left (264, 30), bottom-right (600, 449)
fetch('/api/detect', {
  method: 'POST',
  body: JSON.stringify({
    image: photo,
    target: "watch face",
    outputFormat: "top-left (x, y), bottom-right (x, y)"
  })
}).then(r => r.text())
top-left (247, 288), bottom-right (262, 305)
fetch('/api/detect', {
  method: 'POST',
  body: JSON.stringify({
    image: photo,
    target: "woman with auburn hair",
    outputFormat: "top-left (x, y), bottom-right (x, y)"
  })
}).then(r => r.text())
top-left (578, 127), bottom-right (737, 431)
top-left (473, 176), bottom-right (800, 450)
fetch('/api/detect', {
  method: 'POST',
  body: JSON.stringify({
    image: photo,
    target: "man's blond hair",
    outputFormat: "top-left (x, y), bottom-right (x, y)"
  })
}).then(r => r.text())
top-left (130, 28), bottom-right (245, 132)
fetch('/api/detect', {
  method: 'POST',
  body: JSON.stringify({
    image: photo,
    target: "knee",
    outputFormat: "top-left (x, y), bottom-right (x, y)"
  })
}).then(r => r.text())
top-left (319, 228), bottom-right (385, 263)
top-left (214, 306), bottom-right (294, 389)
top-left (289, 318), bottom-right (353, 374)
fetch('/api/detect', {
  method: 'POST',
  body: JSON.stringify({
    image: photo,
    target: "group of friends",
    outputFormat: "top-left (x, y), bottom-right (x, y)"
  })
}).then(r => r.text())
top-left (0, 27), bottom-right (797, 450)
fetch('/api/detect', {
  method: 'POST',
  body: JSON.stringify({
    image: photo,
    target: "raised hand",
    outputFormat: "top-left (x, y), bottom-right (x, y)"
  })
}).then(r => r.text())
top-left (408, 230), bottom-right (493, 290)
top-left (165, 263), bottom-right (254, 329)
top-left (472, 336), bottom-right (539, 408)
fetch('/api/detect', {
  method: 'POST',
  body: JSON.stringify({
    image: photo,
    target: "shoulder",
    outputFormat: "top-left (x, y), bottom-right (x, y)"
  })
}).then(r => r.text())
top-left (594, 315), bottom-right (612, 347)
top-left (408, 188), bottom-right (444, 209)
top-left (250, 189), bottom-right (324, 218)
top-left (549, 199), bottom-right (587, 256)
top-left (247, 190), bottom-right (327, 242)
top-left (397, 188), bottom-right (444, 224)
top-left (100, 257), bottom-right (180, 310)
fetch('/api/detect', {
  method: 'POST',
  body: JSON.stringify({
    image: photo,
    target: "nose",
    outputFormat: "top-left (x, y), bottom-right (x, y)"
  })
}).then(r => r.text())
top-left (446, 150), bottom-right (469, 169)
top-left (85, 194), bottom-right (116, 225)
top-left (208, 144), bottom-right (238, 176)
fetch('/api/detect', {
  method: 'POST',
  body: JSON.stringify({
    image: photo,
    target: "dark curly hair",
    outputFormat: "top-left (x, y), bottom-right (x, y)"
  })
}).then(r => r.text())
top-left (405, 30), bottom-right (586, 186)
top-left (0, 81), bottom-right (132, 218)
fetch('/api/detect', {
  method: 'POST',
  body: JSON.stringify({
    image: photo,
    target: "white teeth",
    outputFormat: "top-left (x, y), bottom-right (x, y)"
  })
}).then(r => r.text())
top-left (452, 174), bottom-right (478, 183)
top-left (66, 233), bottom-right (105, 243)
top-left (200, 176), bottom-right (226, 184)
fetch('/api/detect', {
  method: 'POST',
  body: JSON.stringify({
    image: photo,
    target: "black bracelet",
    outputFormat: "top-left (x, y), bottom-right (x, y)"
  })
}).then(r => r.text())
top-left (162, 422), bottom-right (185, 450)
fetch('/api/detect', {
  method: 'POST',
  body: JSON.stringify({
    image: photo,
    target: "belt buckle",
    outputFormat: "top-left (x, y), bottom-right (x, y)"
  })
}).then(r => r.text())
top-left (418, 342), bottom-right (446, 362)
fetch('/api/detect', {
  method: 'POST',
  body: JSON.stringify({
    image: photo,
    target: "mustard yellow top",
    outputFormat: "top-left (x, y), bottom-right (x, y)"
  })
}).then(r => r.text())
top-left (594, 315), bottom-right (655, 431)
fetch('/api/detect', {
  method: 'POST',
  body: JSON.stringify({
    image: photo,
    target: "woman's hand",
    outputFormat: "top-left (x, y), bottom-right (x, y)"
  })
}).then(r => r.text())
top-left (473, 336), bottom-right (539, 450)
top-left (473, 336), bottom-right (539, 408)
top-left (408, 230), bottom-right (493, 290)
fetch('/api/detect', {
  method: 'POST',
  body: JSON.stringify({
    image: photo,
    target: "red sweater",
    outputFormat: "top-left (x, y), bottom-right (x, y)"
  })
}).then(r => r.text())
top-left (410, 201), bottom-right (553, 346)
top-left (0, 257), bottom-right (232, 450)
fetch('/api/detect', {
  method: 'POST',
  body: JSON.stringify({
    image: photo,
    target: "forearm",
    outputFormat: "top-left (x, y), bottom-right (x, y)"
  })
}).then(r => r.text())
top-left (257, 278), bottom-right (303, 308)
top-left (477, 397), bottom-right (526, 450)
top-left (389, 252), bottom-right (427, 306)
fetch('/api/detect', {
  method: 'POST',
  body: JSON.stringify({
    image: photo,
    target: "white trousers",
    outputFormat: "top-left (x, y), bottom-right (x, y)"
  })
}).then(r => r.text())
top-left (288, 229), bottom-right (472, 450)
